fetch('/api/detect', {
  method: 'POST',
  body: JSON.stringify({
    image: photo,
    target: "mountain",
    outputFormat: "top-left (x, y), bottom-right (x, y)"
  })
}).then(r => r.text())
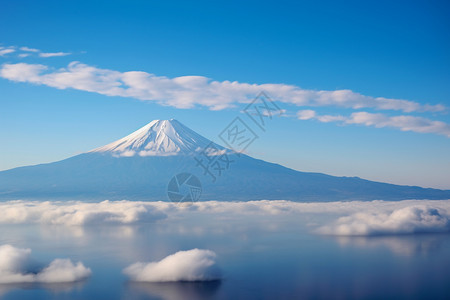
top-left (90, 119), bottom-right (220, 157)
top-left (0, 119), bottom-right (449, 202)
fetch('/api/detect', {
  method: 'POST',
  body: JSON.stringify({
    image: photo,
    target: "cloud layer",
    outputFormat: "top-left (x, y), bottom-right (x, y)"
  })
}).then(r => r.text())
top-left (1, 200), bottom-right (450, 237)
top-left (317, 205), bottom-right (450, 236)
top-left (124, 249), bottom-right (221, 282)
top-left (0, 200), bottom-right (167, 226)
top-left (0, 61), bottom-right (444, 113)
top-left (0, 245), bottom-right (91, 283)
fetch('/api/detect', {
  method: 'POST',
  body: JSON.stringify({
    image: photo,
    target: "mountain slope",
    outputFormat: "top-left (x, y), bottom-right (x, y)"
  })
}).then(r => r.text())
top-left (0, 120), bottom-right (449, 201)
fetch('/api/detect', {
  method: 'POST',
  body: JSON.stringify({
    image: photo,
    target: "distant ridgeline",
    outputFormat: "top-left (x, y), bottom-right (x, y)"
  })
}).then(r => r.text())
top-left (1, 119), bottom-right (449, 201)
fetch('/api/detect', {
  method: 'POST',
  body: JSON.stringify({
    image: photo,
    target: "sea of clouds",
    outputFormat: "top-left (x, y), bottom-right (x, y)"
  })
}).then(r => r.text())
top-left (0, 199), bottom-right (450, 285)
top-left (0, 244), bottom-right (91, 284)
top-left (0, 200), bottom-right (449, 236)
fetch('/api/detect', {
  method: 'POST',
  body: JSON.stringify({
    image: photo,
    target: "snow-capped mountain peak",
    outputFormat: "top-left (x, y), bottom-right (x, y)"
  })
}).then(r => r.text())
top-left (90, 119), bottom-right (223, 157)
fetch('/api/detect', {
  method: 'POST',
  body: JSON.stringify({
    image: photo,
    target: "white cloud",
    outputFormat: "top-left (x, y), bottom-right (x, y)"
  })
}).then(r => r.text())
top-left (39, 52), bottom-right (71, 58)
top-left (19, 46), bottom-right (40, 53)
top-left (297, 109), bottom-right (450, 138)
top-left (1, 199), bottom-right (450, 228)
top-left (297, 109), bottom-right (316, 120)
top-left (0, 61), bottom-right (443, 113)
top-left (0, 47), bottom-right (15, 57)
top-left (317, 205), bottom-right (450, 236)
top-left (0, 63), bottom-right (48, 82)
top-left (36, 259), bottom-right (92, 283)
top-left (316, 114), bottom-right (347, 123)
top-left (1, 45), bottom-right (72, 58)
top-left (0, 244), bottom-right (91, 283)
top-left (123, 249), bottom-right (221, 282)
top-left (0, 200), bottom-right (167, 226)
top-left (347, 112), bottom-right (450, 137)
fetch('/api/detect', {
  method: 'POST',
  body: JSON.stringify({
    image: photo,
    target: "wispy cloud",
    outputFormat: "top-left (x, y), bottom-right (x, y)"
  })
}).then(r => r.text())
top-left (297, 110), bottom-right (450, 138)
top-left (0, 52), bottom-right (446, 137)
top-left (0, 47), bottom-right (15, 56)
top-left (0, 45), bottom-right (72, 58)
top-left (39, 51), bottom-right (71, 58)
top-left (19, 46), bottom-right (39, 53)
top-left (0, 61), bottom-right (443, 113)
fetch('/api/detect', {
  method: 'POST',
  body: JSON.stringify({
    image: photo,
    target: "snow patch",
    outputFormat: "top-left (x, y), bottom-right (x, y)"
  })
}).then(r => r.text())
top-left (90, 119), bottom-right (226, 157)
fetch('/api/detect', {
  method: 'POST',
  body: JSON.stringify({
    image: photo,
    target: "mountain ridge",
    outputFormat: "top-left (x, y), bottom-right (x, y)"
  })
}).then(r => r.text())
top-left (0, 119), bottom-right (449, 202)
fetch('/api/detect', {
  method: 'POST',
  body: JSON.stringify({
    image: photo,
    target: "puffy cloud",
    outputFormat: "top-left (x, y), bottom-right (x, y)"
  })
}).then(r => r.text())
top-left (317, 206), bottom-right (450, 236)
top-left (123, 249), bottom-right (221, 282)
top-left (0, 61), bottom-right (443, 113)
top-left (0, 245), bottom-right (91, 283)
top-left (297, 109), bottom-right (450, 138)
top-left (0, 245), bottom-right (34, 283)
top-left (36, 259), bottom-right (92, 283)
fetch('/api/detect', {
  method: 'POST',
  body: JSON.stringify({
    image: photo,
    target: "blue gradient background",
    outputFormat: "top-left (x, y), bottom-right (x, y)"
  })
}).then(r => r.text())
top-left (1, 0), bottom-right (449, 188)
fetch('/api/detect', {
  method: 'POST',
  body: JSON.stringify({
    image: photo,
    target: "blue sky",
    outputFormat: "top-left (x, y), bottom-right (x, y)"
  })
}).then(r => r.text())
top-left (1, 0), bottom-right (449, 189)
